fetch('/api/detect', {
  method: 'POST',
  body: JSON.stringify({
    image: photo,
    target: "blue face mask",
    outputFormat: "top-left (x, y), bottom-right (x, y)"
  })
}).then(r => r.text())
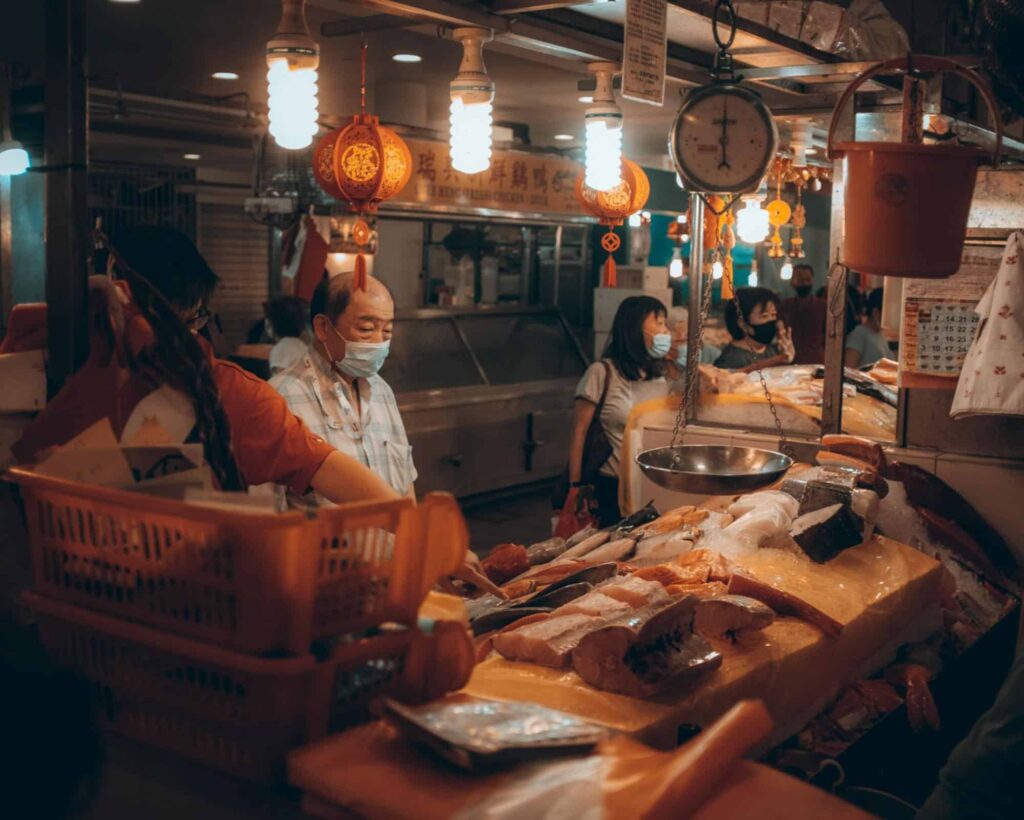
top-left (646, 332), bottom-right (672, 359)
top-left (328, 324), bottom-right (391, 378)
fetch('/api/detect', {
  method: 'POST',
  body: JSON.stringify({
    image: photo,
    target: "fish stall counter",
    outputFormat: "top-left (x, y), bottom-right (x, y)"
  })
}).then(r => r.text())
top-left (464, 446), bottom-right (1017, 753)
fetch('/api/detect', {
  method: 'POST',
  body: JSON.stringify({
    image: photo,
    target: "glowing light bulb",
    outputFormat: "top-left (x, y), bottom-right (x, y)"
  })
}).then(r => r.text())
top-left (0, 140), bottom-right (30, 176)
top-left (585, 119), bottom-right (622, 191)
top-left (712, 260), bottom-right (724, 280)
top-left (449, 97), bottom-right (493, 174)
top-left (584, 61), bottom-right (622, 191)
top-left (265, 2), bottom-right (320, 151)
top-left (449, 28), bottom-right (494, 175)
top-left (780, 258), bottom-right (794, 280)
top-left (627, 212), bottom-right (642, 228)
top-left (669, 248), bottom-right (684, 279)
top-left (748, 259), bottom-right (759, 287)
top-left (735, 199), bottom-right (770, 244)
top-left (266, 61), bottom-right (319, 149)
top-left (676, 213), bottom-right (687, 224)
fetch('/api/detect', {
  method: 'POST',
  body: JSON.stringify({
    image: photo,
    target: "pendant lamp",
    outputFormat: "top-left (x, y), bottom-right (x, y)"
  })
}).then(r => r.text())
top-left (584, 62), bottom-right (623, 192)
top-left (265, 0), bottom-right (320, 150)
top-left (449, 28), bottom-right (494, 175)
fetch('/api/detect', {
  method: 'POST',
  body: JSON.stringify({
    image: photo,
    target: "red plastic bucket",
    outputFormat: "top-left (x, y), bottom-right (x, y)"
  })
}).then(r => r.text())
top-left (828, 56), bottom-right (1002, 279)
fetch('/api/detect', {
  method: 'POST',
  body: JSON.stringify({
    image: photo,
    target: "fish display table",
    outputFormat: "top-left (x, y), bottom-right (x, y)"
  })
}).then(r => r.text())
top-left (465, 536), bottom-right (943, 750)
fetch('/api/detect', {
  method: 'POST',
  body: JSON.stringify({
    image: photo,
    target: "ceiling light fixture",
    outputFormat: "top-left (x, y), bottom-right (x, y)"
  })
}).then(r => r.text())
top-left (449, 27), bottom-right (494, 175)
top-left (0, 140), bottom-right (30, 176)
top-left (553, 134), bottom-right (574, 141)
top-left (265, 0), bottom-right (319, 151)
top-left (780, 256), bottom-right (794, 280)
top-left (392, 53), bottom-right (422, 63)
top-left (584, 61), bottom-right (622, 192)
top-left (735, 198), bottom-right (770, 244)
top-left (578, 95), bottom-right (593, 104)
top-left (183, 153), bottom-right (200, 160)
top-left (212, 71), bottom-right (239, 80)
top-left (669, 246), bottom-right (685, 280)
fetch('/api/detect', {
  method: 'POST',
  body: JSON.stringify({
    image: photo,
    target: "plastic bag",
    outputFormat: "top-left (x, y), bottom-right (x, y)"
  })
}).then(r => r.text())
top-left (832, 0), bottom-right (910, 59)
top-left (554, 487), bottom-right (597, 541)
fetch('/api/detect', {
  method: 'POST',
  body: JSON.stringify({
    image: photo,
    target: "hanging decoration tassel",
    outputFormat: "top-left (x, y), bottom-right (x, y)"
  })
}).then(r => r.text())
top-left (352, 217), bottom-right (372, 291)
top-left (600, 229), bottom-right (621, 288)
top-left (789, 179), bottom-right (806, 259)
top-left (722, 203), bottom-right (736, 300)
top-left (603, 255), bottom-right (617, 288)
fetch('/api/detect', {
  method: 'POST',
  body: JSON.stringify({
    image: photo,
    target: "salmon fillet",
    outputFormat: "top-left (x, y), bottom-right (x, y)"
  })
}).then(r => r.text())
top-left (600, 576), bottom-right (669, 608)
top-left (552, 591), bottom-right (632, 618)
top-left (492, 614), bottom-right (605, 667)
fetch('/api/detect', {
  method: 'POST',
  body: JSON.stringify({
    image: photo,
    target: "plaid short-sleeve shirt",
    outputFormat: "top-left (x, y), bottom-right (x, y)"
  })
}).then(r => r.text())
top-left (270, 348), bottom-right (417, 497)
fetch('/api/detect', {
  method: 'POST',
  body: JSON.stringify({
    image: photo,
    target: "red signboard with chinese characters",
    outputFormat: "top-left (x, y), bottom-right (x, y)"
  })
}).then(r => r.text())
top-left (389, 138), bottom-right (583, 216)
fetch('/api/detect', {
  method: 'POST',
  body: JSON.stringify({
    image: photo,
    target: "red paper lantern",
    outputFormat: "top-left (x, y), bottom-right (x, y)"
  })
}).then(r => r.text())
top-left (310, 42), bottom-right (413, 288)
top-left (575, 159), bottom-right (650, 287)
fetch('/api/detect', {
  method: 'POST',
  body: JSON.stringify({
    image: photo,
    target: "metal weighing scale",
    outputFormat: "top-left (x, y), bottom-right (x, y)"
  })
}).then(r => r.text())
top-left (638, 0), bottom-right (792, 495)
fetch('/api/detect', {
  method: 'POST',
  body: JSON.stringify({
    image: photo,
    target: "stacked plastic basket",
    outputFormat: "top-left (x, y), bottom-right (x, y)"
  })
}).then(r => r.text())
top-left (11, 466), bottom-right (469, 782)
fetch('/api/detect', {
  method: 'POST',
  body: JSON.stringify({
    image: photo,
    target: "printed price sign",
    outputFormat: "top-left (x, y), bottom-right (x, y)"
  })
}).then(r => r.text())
top-left (622, 0), bottom-right (667, 106)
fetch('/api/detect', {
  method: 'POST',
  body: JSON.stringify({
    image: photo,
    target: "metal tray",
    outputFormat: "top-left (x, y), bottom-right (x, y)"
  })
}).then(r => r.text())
top-left (636, 445), bottom-right (792, 495)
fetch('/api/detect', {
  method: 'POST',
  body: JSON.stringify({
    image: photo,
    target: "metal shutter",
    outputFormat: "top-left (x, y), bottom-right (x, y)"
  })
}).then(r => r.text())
top-left (198, 204), bottom-right (268, 352)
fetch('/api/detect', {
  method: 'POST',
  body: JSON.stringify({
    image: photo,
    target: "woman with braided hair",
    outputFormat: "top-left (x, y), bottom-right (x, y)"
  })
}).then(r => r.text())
top-left (14, 226), bottom-right (397, 504)
top-left (13, 227), bottom-right (503, 596)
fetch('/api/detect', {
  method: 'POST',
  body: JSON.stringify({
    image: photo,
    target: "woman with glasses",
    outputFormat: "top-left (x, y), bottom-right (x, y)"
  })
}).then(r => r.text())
top-left (12, 226), bottom-right (502, 595)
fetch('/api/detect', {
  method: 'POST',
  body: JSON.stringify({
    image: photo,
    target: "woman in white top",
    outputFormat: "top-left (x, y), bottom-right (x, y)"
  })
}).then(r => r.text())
top-left (265, 295), bottom-right (311, 376)
top-left (569, 296), bottom-right (671, 526)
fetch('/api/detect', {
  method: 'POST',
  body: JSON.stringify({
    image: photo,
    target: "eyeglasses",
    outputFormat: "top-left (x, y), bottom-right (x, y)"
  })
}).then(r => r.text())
top-left (185, 305), bottom-right (211, 331)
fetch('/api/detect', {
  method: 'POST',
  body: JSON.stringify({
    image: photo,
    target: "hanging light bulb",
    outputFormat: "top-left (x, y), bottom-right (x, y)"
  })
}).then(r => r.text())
top-left (712, 259), bottom-right (724, 280)
top-left (780, 257), bottom-right (794, 280)
top-left (735, 198), bottom-right (770, 244)
top-left (265, 0), bottom-right (320, 150)
top-left (0, 139), bottom-right (29, 176)
top-left (584, 61), bottom-right (622, 191)
top-left (669, 246), bottom-right (685, 280)
top-left (748, 257), bottom-right (759, 287)
top-left (449, 27), bottom-right (494, 175)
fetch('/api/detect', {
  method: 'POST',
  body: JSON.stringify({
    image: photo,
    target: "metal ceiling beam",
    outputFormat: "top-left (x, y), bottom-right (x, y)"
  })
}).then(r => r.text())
top-left (333, 0), bottom-right (508, 31)
top-left (489, 1), bottom-right (593, 12)
top-left (666, 0), bottom-right (841, 65)
top-left (320, 13), bottom-right (426, 36)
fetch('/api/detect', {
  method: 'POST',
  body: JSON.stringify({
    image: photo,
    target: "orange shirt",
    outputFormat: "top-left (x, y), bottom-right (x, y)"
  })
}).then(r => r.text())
top-left (12, 294), bottom-right (334, 495)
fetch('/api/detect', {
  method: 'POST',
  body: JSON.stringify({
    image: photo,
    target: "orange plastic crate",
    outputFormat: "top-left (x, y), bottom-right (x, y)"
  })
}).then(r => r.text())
top-left (21, 591), bottom-right (418, 783)
top-left (9, 467), bottom-right (467, 654)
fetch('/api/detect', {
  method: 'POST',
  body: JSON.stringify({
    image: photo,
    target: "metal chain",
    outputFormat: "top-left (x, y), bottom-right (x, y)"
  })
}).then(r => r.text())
top-left (731, 287), bottom-right (792, 456)
top-left (670, 263), bottom-right (714, 453)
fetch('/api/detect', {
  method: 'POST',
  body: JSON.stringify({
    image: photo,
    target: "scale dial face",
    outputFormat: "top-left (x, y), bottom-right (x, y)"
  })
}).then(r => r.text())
top-left (670, 84), bottom-right (778, 195)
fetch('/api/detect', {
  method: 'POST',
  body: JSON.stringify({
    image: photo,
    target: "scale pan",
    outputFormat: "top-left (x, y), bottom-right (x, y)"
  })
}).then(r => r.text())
top-left (636, 445), bottom-right (792, 495)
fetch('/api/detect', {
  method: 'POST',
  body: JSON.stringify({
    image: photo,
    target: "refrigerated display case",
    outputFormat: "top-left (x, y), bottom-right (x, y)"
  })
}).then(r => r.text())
top-left (382, 306), bottom-right (589, 497)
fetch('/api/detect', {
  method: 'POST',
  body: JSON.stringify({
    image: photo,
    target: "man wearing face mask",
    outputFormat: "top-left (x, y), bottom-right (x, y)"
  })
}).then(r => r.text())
top-left (272, 273), bottom-right (417, 500)
top-left (780, 264), bottom-right (827, 365)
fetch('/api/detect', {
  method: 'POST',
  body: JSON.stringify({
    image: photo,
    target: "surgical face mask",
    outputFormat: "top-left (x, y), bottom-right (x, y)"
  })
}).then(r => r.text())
top-left (793, 285), bottom-right (813, 298)
top-left (646, 332), bottom-right (672, 359)
top-left (326, 323), bottom-right (391, 378)
top-left (749, 321), bottom-right (777, 346)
